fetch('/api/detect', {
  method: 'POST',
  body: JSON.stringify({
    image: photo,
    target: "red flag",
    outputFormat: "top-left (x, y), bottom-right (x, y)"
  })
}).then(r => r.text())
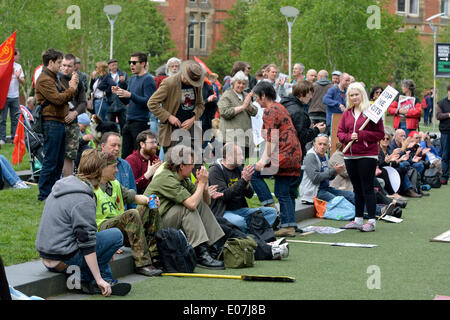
top-left (0, 31), bottom-right (16, 110)
top-left (194, 56), bottom-right (221, 90)
top-left (12, 111), bottom-right (25, 164)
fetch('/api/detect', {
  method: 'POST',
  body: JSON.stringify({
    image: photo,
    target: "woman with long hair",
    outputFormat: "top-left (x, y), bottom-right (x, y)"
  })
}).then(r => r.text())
top-left (337, 82), bottom-right (384, 232)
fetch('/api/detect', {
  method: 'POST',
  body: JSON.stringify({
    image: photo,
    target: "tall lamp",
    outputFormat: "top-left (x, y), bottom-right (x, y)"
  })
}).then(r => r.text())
top-left (104, 4), bottom-right (122, 60)
top-left (280, 6), bottom-right (299, 81)
top-left (426, 12), bottom-right (444, 131)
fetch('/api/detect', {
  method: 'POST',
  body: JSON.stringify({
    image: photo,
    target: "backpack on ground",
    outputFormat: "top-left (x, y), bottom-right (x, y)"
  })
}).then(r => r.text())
top-left (422, 167), bottom-right (442, 188)
top-left (247, 210), bottom-right (276, 243)
top-left (323, 196), bottom-right (355, 221)
top-left (222, 236), bottom-right (258, 268)
top-left (155, 228), bottom-right (196, 273)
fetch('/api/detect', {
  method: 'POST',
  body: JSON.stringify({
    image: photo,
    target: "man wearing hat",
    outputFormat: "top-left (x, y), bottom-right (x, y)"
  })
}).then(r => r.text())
top-left (107, 59), bottom-right (128, 134)
top-left (112, 52), bottom-right (156, 159)
top-left (74, 57), bottom-right (88, 94)
top-left (75, 113), bottom-right (94, 170)
top-left (331, 70), bottom-right (342, 85)
top-left (147, 60), bottom-right (205, 157)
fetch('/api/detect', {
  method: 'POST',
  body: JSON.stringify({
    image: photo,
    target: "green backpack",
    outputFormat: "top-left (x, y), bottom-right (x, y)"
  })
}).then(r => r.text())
top-left (222, 236), bottom-right (258, 268)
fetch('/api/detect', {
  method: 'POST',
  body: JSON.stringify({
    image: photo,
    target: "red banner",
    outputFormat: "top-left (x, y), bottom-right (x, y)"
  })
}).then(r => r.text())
top-left (0, 31), bottom-right (16, 110)
top-left (194, 56), bottom-right (221, 90)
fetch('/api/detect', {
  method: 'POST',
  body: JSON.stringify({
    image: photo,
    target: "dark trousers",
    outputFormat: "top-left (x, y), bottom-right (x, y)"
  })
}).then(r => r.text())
top-left (38, 121), bottom-right (66, 201)
top-left (121, 120), bottom-right (149, 159)
top-left (106, 110), bottom-right (126, 135)
top-left (0, 255), bottom-right (11, 300)
top-left (345, 158), bottom-right (377, 219)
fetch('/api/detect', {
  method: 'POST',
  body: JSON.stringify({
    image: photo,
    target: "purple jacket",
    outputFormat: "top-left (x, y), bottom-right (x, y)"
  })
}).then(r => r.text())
top-left (337, 108), bottom-right (384, 157)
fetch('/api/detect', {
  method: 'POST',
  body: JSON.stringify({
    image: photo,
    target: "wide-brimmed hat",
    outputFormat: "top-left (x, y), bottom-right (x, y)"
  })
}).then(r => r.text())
top-left (180, 60), bottom-right (205, 87)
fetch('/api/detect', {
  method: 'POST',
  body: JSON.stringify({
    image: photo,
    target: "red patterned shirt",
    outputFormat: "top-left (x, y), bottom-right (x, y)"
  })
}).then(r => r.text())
top-left (262, 102), bottom-right (302, 176)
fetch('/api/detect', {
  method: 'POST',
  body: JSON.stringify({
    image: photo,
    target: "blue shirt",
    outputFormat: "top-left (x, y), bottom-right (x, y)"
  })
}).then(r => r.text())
top-left (318, 155), bottom-right (330, 190)
top-left (124, 73), bottom-right (156, 122)
top-left (116, 158), bottom-right (137, 209)
top-left (323, 85), bottom-right (346, 127)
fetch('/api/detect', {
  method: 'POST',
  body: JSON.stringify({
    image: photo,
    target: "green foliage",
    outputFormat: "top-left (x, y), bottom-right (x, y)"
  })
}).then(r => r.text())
top-left (0, 0), bottom-right (176, 98)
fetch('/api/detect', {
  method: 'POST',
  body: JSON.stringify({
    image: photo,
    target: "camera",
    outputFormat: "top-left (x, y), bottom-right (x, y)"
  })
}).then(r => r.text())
top-left (428, 133), bottom-right (437, 139)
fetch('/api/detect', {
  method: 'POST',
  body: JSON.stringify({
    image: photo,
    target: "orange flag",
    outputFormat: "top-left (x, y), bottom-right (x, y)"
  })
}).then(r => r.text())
top-left (0, 31), bottom-right (16, 110)
top-left (12, 112), bottom-right (25, 164)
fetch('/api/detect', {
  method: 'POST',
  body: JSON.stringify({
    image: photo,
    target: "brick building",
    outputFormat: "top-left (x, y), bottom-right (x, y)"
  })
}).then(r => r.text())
top-left (152, 0), bottom-right (236, 60)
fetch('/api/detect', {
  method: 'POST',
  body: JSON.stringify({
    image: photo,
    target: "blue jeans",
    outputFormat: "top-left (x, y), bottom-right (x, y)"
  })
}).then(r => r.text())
top-left (317, 186), bottom-right (355, 204)
top-left (441, 133), bottom-right (450, 181)
top-left (274, 176), bottom-right (297, 228)
top-left (250, 169), bottom-right (275, 206)
top-left (149, 112), bottom-right (158, 135)
top-left (63, 228), bottom-right (123, 284)
top-left (223, 207), bottom-right (277, 233)
top-left (38, 121), bottom-right (66, 200)
top-left (0, 97), bottom-right (19, 141)
top-left (0, 155), bottom-right (20, 186)
top-left (398, 122), bottom-right (414, 137)
top-left (94, 98), bottom-right (109, 121)
top-left (399, 161), bottom-right (424, 176)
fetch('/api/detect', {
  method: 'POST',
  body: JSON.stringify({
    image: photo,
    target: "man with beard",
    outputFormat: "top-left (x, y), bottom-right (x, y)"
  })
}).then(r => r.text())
top-left (126, 130), bottom-right (162, 194)
top-left (59, 53), bottom-right (87, 177)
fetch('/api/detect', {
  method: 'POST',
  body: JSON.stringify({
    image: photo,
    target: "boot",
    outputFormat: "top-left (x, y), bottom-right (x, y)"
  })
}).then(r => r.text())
top-left (392, 207), bottom-right (402, 218)
top-left (418, 188), bottom-right (430, 197)
top-left (393, 199), bottom-right (407, 209)
top-left (274, 227), bottom-right (296, 237)
top-left (264, 202), bottom-right (279, 213)
top-left (135, 265), bottom-right (163, 277)
top-left (195, 244), bottom-right (225, 270)
top-left (405, 188), bottom-right (422, 198)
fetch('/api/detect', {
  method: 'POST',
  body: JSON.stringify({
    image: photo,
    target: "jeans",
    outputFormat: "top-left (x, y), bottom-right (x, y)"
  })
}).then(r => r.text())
top-left (94, 98), bottom-right (109, 121)
top-left (398, 122), bottom-right (414, 137)
top-left (0, 97), bottom-right (19, 141)
top-left (121, 120), bottom-right (150, 160)
top-left (250, 169), bottom-right (275, 206)
top-left (317, 186), bottom-right (355, 204)
top-left (441, 133), bottom-right (450, 181)
top-left (223, 207), bottom-right (277, 233)
top-left (38, 121), bottom-right (66, 200)
top-left (149, 112), bottom-right (158, 135)
top-left (399, 161), bottom-right (424, 176)
top-left (274, 175), bottom-right (297, 228)
top-left (63, 228), bottom-right (123, 284)
top-left (0, 155), bottom-right (20, 186)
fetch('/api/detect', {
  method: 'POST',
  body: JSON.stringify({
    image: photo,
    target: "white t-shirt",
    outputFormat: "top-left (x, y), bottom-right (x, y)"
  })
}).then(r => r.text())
top-left (8, 62), bottom-right (24, 98)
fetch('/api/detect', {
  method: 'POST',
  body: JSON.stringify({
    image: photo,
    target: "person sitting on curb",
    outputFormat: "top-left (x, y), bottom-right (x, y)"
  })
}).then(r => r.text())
top-left (95, 152), bottom-right (163, 277)
top-left (35, 149), bottom-right (131, 297)
top-left (142, 145), bottom-right (225, 270)
top-left (208, 142), bottom-right (278, 233)
top-left (0, 155), bottom-right (30, 189)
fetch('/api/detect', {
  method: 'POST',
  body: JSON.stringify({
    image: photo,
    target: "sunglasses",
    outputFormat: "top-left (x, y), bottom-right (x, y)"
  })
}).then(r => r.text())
top-left (382, 137), bottom-right (390, 141)
top-left (375, 91), bottom-right (382, 94)
top-left (129, 60), bottom-right (141, 65)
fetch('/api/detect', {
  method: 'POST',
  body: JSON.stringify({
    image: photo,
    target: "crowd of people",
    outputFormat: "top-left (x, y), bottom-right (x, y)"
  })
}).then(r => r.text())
top-left (1, 47), bottom-right (450, 298)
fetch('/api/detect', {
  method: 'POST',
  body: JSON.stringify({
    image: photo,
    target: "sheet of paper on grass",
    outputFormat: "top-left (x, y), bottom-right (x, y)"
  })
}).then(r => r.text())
top-left (302, 226), bottom-right (345, 234)
top-left (430, 230), bottom-right (450, 243)
top-left (381, 215), bottom-right (403, 223)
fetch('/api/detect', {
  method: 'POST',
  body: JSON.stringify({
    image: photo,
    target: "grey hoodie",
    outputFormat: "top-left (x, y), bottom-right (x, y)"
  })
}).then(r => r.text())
top-left (36, 176), bottom-right (98, 261)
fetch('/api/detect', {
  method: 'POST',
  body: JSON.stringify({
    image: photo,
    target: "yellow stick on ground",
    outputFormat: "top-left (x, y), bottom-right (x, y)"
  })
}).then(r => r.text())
top-left (161, 273), bottom-right (295, 282)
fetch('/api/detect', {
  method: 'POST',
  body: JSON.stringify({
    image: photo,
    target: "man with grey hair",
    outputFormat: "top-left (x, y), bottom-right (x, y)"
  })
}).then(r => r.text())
top-left (291, 63), bottom-right (305, 84)
top-left (309, 70), bottom-right (333, 125)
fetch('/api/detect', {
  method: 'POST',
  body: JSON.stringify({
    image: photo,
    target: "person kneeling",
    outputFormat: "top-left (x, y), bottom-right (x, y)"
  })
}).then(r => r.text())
top-left (95, 153), bottom-right (163, 277)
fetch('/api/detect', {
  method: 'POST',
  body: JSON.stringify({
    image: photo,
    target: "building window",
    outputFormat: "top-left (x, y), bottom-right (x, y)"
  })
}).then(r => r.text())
top-left (397, 0), bottom-right (419, 15)
top-left (200, 15), bottom-right (206, 50)
top-left (442, 0), bottom-right (449, 16)
top-left (201, 0), bottom-right (208, 3)
top-left (189, 15), bottom-right (196, 49)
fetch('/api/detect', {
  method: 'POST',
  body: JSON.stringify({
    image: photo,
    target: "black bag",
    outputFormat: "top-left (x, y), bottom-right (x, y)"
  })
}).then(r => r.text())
top-left (422, 167), bottom-right (442, 188)
top-left (31, 103), bottom-right (47, 134)
top-left (155, 228), bottom-right (196, 273)
top-left (247, 210), bottom-right (276, 243)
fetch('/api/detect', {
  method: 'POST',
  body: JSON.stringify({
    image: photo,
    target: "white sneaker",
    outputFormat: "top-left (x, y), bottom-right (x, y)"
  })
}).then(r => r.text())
top-left (271, 243), bottom-right (289, 260)
top-left (268, 237), bottom-right (286, 246)
top-left (13, 181), bottom-right (30, 189)
top-left (0, 140), bottom-right (5, 145)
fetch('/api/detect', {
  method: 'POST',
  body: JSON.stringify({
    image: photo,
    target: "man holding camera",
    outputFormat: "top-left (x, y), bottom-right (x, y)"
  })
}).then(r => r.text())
top-left (59, 53), bottom-right (87, 177)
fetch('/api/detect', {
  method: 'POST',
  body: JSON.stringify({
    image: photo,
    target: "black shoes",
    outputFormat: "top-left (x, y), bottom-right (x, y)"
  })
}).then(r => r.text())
top-left (195, 244), bottom-right (225, 270)
top-left (392, 207), bottom-right (402, 218)
top-left (135, 265), bottom-right (163, 277)
top-left (81, 281), bottom-right (131, 296)
top-left (394, 199), bottom-right (407, 209)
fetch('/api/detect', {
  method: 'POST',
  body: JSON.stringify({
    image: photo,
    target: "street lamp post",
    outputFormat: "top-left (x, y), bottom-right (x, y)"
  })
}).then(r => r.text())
top-left (187, 20), bottom-right (198, 60)
top-left (280, 6), bottom-right (299, 81)
top-left (426, 12), bottom-right (444, 131)
top-left (104, 5), bottom-right (122, 60)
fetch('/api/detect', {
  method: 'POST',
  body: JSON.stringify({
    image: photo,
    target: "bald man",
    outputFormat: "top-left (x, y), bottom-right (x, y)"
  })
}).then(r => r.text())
top-left (309, 70), bottom-right (333, 125)
top-left (306, 69), bottom-right (317, 83)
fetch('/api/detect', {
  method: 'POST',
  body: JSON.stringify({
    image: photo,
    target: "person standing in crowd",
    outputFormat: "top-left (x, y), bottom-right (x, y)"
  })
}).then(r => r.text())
top-left (290, 63), bottom-right (305, 85)
top-left (113, 52), bottom-right (157, 159)
top-left (125, 129), bottom-right (162, 195)
top-left (331, 71), bottom-right (341, 85)
top-left (35, 149), bottom-right (131, 296)
top-left (74, 57), bottom-right (88, 94)
top-left (338, 82), bottom-right (384, 232)
top-left (422, 88), bottom-right (433, 126)
top-left (218, 71), bottom-right (257, 158)
top-left (388, 79), bottom-right (423, 136)
top-left (264, 64), bottom-right (286, 101)
top-left (200, 73), bottom-right (218, 144)
top-left (369, 86), bottom-right (383, 104)
top-left (309, 70), bottom-right (333, 125)
top-left (323, 72), bottom-right (351, 129)
top-left (305, 69), bottom-right (317, 83)
top-left (35, 48), bottom-right (78, 201)
top-left (107, 59), bottom-right (128, 134)
top-left (0, 48), bottom-right (24, 145)
top-left (244, 62), bottom-right (257, 92)
top-left (59, 53), bottom-right (87, 177)
top-left (252, 81), bottom-right (302, 237)
top-left (437, 83), bottom-right (450, 185)
top-left (90, 61), bottom-right (115, 122)
top-left (147, 60), bottom-right (205, 154)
